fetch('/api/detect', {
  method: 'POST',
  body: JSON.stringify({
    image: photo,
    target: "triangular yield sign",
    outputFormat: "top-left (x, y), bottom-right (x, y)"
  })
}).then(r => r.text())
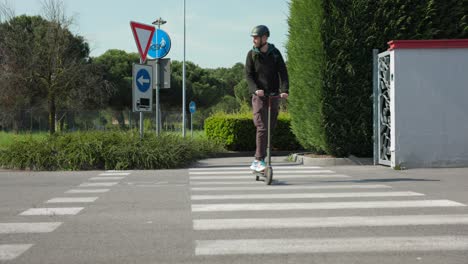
top-left (130, 21), bottom-right (155, 63)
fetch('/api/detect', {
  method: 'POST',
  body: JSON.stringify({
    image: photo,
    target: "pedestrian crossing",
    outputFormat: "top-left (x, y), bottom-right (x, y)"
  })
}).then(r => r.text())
top-left (0, 170), bottom-right (130, 261)
top-left (189, 165), bottom-right (468, 257)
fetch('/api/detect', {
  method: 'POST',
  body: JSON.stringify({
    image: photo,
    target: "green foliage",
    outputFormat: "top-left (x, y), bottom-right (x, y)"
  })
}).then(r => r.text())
top-left (94, 50), bottom-right (139, 111)
top-left (0, 131), bottom-right (225, 170)
top-left (204, 112), bottom-right (301, 151)
top-left (234, 79), bottom-right (251, 106)
top-left (0, 14), bottom-right (110, 134)
top-left (287, 0), bottom-right (467, 157)
top-left (287, 0), bottom-right (327, 154)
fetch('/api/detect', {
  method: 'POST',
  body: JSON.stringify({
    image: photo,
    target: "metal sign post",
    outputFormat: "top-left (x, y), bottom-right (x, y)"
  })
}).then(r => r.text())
top-left (189, 101), bottom-right (196, 137)
top-left (149, 18), bottom-right (171, 136)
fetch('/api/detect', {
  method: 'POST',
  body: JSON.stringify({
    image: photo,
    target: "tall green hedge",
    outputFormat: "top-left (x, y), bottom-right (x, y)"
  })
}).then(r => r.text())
top-left (288, 0), bottom-right (467, 157)
top-left (204, 112), bottom-right (301, 151)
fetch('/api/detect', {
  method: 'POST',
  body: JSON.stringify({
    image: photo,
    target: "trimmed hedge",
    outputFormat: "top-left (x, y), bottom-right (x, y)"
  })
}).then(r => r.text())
top-left (204, 112), bottom-right (301, 151)
top-left (0, 131), bottom-right (225, 170)
top-left (287, 0), bottom-right (467, 157)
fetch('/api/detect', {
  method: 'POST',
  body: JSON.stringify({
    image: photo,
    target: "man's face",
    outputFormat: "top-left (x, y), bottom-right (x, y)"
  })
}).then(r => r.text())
top-left (253, 35), bottom-right (267, 48)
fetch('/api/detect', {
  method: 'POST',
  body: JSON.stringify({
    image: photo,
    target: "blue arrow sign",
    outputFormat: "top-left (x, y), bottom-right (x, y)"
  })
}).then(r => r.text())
top-left (136, 68), bottom-right (151, 92)
top-left (148, 29), bottom-right (171, 59)
top-left (189, 101), bottom-right (196, 113)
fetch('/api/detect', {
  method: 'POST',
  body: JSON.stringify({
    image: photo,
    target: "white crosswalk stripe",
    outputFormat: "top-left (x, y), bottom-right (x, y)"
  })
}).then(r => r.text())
top-left (193, 214), bottom-right (468, 230)
top-left (192, 200), bottom-right (465, 212)
top-left (191, 191), bottom-right (424, 200)
top-left (190, 174), bottom-right (349, 180)
top-left (89, 176), bottom-right (125, 181)
top-left (191, 184), bottom-right (392, 191)
top-left (66, 189), bottom-right (110, 193)
top-left (99, 172), bottom-right (130, 176)
top-left (189, 170), bottom-right (334, 175)
top-left (0, 244), bottom-right (34, 261)
top-left (0, 222), bottom-right (62, 234)
top-left (19, 207), bottom-right (84, 216)
top-left (45, 197), bottom-right (98, 203)
top-left (189, 166), bottom-right (322, 171)
top-left (79, 182), bottom-right (118, 187)
top-left (195, 236), bottom-right (468, 255)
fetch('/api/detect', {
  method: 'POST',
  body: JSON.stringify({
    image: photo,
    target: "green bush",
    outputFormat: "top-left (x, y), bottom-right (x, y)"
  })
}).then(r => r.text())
top-left (0, 131), bottom-right (225, 170)
top-left (204, 112), bottom-right (301, 151)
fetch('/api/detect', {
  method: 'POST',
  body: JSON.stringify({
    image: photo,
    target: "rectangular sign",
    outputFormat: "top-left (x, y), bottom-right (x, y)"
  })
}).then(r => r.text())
top-left (132, 63), bottom-right (153, 112)
top-left (147, 58), bottom-right (171, 89)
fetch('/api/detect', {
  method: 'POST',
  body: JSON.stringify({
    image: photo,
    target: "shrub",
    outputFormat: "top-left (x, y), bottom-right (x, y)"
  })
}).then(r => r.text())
top-left (204, 112), bottom-right (301, 151)
top-left (0, 131), bottom-right (225, 170)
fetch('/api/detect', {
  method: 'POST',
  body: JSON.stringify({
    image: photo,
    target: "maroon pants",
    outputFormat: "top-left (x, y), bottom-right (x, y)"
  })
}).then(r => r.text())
top-left (252, 95), bottom-right (279, 160)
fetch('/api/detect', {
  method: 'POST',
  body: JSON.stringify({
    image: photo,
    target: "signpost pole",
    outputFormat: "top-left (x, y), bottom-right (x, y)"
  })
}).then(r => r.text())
top-left (155, 58), bottom-right (160, 136)
top-left (139, 58), bottom-right (144, 139)
top-left (182, 0), bottom-right (187, 138)
top-left (189, 101), bottom-right (196, 138)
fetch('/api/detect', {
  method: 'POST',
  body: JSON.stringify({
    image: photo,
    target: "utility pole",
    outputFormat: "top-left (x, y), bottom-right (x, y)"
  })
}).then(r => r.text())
top-left (182, 0), bottom-right (187, 138)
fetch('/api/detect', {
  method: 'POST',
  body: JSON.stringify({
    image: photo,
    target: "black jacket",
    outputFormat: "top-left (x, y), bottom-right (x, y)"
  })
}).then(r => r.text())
top-left (245, 43), bottom-right (289, 95)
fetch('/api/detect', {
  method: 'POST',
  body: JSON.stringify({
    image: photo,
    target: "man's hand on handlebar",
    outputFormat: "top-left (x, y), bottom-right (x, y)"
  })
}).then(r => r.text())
top-left (255, 90), bottom-right (288, 99)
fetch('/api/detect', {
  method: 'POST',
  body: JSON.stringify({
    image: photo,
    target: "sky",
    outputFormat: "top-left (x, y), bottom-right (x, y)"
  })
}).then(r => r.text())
top-left (10, 0), bottom-right (290, 69)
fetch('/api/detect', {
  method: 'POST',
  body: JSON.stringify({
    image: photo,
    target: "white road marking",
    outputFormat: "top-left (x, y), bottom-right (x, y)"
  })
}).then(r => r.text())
top-left (189, 166), bottom-right (322, 171)
top-left (99, 172), bottom-right (130, 176)
top-left (190, 174), bottom-right (349, 180)
top-left (89, 177), bottom-right (125, 181)
top-left (78, 182), bottom-right (118, 187)
top-left (190, 181), bottom-right (264, 185)
top-left (191, 184), bottom-right (392, 191)
top-left (195, 236), bottom-right (468, 255)
top-left (0, 244), bottom-right (33, 260)
top-left (189, 170), bottom-right (334, 175)
top-left (45, 197), bottom-right (98, 203)
top-left (193, 214), bottom-right (468, 230)
top-left (192, 200), bottom-right (466, 212)
top-left (66, 189), bottom-right (110, 193)
top-left (0, 222), bottom-right (62, 234)
top-left (19, 207), bottom-right (84, 216)
top-left (191, 191), bottom-right (424, 200)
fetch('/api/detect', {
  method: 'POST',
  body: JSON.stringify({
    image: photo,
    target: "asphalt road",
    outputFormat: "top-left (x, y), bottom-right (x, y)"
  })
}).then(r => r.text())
top-left (1, 157), bottom-right (468, 264)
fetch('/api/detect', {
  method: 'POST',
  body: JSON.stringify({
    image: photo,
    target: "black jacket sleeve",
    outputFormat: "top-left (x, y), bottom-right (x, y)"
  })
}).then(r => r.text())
top-left (245, 50), bottom-right (259, 94)
top-left (276, 50), bottom-right (289, 94)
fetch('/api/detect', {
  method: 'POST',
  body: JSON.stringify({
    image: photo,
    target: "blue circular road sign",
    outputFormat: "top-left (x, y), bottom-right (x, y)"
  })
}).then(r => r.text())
top-left (147, 29), bottom-right (171, 59)
top-left (136, 68), bottom-right (151, 92)
top-left (189, 101), bottom-right (196, 113)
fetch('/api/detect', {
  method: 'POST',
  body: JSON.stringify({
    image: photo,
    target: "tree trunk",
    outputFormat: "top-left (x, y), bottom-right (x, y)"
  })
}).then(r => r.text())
top-left (48, 93), bottom-right (56, 135)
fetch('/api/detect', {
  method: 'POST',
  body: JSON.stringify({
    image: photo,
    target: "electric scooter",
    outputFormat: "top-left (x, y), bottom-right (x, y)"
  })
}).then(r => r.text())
top-left (254, 93), bottom-right (281, 185)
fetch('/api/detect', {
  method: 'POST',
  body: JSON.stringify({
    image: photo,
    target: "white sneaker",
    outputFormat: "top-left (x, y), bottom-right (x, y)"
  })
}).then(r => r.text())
top-left (255, 160), bottom-right (266, 172)
top-left (250, 160), bottom-right (259, 171)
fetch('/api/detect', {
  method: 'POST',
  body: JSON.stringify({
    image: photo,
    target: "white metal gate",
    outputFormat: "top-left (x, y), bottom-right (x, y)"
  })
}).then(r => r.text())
top-left (377, 51), bottom-right (391, 166)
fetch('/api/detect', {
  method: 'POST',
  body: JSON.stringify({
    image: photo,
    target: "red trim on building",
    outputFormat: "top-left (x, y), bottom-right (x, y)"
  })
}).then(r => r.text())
top-left (388, 39), bottom-right (468, 50)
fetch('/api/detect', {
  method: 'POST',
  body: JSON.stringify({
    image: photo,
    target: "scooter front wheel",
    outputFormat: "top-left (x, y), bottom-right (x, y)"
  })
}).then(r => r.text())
top-left (264, 166), bottom-right (273, 185)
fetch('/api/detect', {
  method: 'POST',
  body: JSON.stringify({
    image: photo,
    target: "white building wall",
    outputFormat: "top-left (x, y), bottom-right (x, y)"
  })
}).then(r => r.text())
top-left (392, 48), bottom-right (468, 168)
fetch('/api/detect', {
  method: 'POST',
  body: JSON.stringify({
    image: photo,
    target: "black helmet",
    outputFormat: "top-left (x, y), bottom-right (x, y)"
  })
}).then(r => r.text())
top-left (251, 25), bottom-right (270, 37)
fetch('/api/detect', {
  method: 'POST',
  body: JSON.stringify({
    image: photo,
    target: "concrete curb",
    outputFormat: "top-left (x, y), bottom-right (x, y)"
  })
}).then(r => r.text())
top-left (292, 153), bottom-right (374, 166)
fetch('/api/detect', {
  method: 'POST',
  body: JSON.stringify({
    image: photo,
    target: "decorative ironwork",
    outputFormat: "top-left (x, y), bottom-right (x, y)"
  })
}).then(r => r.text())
top-left (378, 54), bottom-right (391, 164)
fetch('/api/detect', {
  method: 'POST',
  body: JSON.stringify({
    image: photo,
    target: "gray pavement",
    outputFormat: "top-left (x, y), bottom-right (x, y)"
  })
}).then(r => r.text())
top-left (0, 157), bottom-right (468, 263)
